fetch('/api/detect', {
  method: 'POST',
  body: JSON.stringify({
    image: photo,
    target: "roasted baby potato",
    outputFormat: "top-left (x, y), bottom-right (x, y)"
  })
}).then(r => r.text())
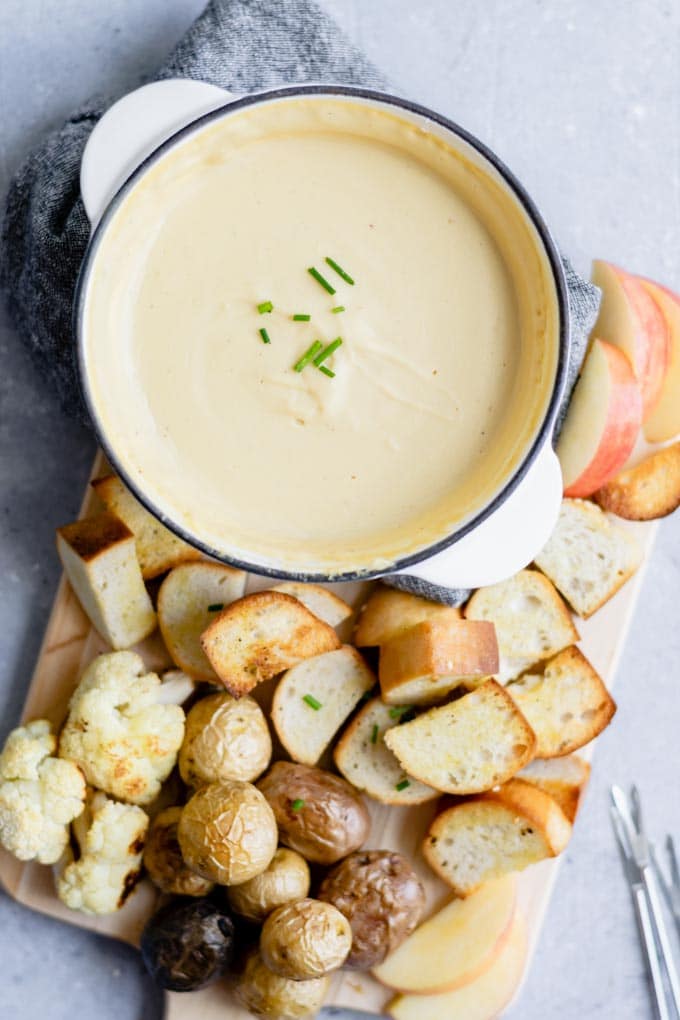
top-left (228, 847), bottom-right (310, 923)
top-left (260, 898), bottom-right (352, 979)
top-left (178, 780), bottom-right (277, 885)
top-left (318, 850), bottom-right (426, 969)
top-left (179, 692), bottom-right (272, 787)
top-left (257, 762), bottom-right (370, 865)
top-left (140, 897), bottom-right (235, 991)
top-left (235, 949), bottom-right (329, 1019)
top-left (143, 807), bottom-right (214, 897)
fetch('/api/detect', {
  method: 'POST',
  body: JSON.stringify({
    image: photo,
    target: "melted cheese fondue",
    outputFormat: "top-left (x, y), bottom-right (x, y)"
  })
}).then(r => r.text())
top-left (84, 97), bottom-right (558, 574)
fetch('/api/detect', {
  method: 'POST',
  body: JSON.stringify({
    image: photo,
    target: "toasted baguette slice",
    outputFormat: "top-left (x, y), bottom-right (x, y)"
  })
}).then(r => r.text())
top-left (508, 646), bottom-right (615, 757)
top-left (92, 474), bottom-right (202, 579)
top-left (355, 585), bottom-right (462, 647)
top-left (158, 562), bottom-right (247, 680)
top-left (378, 619), bottom-right (498, 705)
top-left (56, 513), bottom-right (156, 649)
top-left (201, 591), bottom-right (341, 697)
top-left (595, 442), bottom-right (680, 520)
top-left (464, 569), bottom-right (579, 683)
top-left (383, 680), bottom-right (535, 795)
top-left (534, 499), bottom-right (641, 618)
top-left (422, 779), bottom-right (572, 896)
top-left (272, 646), bottom-right (375, 765)
top-left (334, 697), bottom-right (438, 805)
top-left (516, 755), bottom-right (590, 823)
top-left (271, 582), bottom-right (352, 627)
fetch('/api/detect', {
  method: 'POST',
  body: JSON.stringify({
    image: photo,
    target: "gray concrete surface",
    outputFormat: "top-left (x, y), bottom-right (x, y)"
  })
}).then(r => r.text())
top-left (1, 2), bottom-right (679, 1018)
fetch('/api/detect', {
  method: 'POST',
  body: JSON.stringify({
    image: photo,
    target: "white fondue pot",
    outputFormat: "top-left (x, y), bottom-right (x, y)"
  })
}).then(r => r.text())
top-left (76, 79), bottom-right (569, 590)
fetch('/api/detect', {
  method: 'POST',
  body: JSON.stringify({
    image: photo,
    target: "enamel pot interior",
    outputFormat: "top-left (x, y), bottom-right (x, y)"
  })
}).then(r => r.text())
top-left (75, 84), bottom-right (570, 582)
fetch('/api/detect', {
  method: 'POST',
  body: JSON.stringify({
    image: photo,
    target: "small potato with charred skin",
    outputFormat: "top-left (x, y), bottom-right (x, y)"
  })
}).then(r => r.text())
top-left (260, 899), bottom-right (352, 980)
top-left (318, 850), bottom-right (426, 969)
top-left (143, 807), bottom-right (214, 897)
top-left (140, 897), bottom-right (236, 992)
top-left (178, 780), bottom-right (278, 886)
top-left (228, 848), bottom-right (310, 923)
top-left (257, 762), bottom-right (370, 865)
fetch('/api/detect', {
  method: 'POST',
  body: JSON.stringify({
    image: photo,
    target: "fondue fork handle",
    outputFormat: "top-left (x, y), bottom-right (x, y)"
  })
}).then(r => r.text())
top-left (81, 79), bottom-right (233, 226)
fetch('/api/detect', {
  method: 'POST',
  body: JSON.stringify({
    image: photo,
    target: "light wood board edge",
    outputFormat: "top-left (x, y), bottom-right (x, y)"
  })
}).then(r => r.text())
top-left (0, 450), bottom-right (659, 1019)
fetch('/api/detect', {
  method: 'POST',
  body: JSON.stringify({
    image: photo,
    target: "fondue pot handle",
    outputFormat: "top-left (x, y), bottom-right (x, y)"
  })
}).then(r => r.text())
top-left (396, 441), bottom-right (564, 590)
top-left (80, 79), bottom-right (232, 226)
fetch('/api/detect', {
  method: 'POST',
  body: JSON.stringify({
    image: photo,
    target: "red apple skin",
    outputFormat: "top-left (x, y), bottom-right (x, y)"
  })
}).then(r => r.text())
top-left (592, 261), bottom-right (670, 420)
top-left (636, 277), bottom-right (680, 442)
top-left (562, 340), bottom-right (642, 499)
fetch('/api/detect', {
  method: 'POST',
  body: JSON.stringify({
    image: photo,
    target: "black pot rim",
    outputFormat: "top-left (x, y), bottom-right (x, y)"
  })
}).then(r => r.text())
top-left (75, 83), bottom-right (570, 583)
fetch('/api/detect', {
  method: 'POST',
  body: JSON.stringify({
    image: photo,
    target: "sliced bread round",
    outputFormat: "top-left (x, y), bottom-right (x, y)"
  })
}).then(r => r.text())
top-left (334, 697), bottom-right (437, 806)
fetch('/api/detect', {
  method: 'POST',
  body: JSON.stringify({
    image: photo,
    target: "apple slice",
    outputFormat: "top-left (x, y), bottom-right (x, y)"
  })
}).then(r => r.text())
top-left (557, 338), bottom-right (642, 498)
top-left (388, 912), bottom-right (527, 1020)
top-left (591, 259), bottom-right (670, 420)
top-left (372, 875), bottom-right (516, 995)
top-left (637, 278), bottom-right (680, 441)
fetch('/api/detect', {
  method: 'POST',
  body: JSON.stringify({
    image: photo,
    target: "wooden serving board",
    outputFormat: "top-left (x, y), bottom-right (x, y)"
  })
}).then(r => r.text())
top-left (0, 451), bottom-right (659, 1020)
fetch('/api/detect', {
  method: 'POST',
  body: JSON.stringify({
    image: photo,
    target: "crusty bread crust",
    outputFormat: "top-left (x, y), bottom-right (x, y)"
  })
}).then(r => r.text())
top-left (92, 474), bottom-right (202, 578)
top-left (334, 697), bottom-right (438, 806)
top-left (158, 561), bottom-right (247, 680)
top-left (507, 646), bottom-right (615, 757)
top-left (201, 590), bottom-right (341, 697)
top-left (56, 514), bottom-right (157, 649)
top-left (383, 680), bottom-right (536, 795)
top-left (57, 512), bottom-right (133, 561)
top-left (464, 569), bottom-right (579, 683)
top-left (423, 779), bottom-right (572, 895)
top-left (534, 498), bottom-right (641, 618)
top-left (271, 646), bottom-right (375, 765)
top-left (272, 582), bottom-right (352, 627)
top-left (483, 780), bottom-right (573, 854)
top-left (517, 755), bottom-right (590, 823)
top-left (594, 442), bottom-right (680, 520)
top-left (378, 618), bottom-right (498, 705)
top-left (355, 585), bottom-right (462, 647)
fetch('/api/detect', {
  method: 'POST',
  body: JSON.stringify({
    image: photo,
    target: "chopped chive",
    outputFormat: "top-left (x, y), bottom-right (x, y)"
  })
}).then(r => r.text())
top-left (292, 313), bottom-right (311, 321)
top-left (313, 337), bottom-right (343, 367)
top-left (308, 266), bottom-right (336, 295)
top-left (388, 705), bottom-right (412, 719)
top-left (259, 327), bottom-right (272, 344)
top-left (291, 798), bottom-right (305, 812)
top-left (395, 779), bottom-right (411, 792)
top-left (370, 724), bottom-right (379, 745)
top-left (318, 365), bottom-right (335, 378)
top-left (257, 300), bottom-right (273, 314)
top-left (303, 694), bottom-right (322, 711)
top-left (293, 340), bottom-right (324, 373)
top-left (331, 305), bottom-right (345, 314)
top-left (325, 257), bottom-right (355, 286)
top-left (207, 603), bottom-right (224, 612)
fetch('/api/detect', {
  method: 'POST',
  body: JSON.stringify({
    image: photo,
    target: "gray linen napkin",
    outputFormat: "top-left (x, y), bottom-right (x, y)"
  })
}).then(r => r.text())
top-left (0, 0), bottom-right (600, 605)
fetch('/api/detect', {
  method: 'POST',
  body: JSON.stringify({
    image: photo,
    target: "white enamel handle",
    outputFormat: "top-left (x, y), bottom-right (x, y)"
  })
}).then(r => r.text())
top-left (81, 78), bottom-right (233, 226)
top-left (396, 441), bottom-right (563, 590)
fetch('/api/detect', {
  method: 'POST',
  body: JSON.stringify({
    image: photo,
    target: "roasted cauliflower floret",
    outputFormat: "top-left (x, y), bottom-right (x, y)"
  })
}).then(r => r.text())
top-left (59, 651), bottom-right (186, 805)
top-left (0, 719), bottom-right (85, 864)
top-left (56, 791), bottom-right (149, 914)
